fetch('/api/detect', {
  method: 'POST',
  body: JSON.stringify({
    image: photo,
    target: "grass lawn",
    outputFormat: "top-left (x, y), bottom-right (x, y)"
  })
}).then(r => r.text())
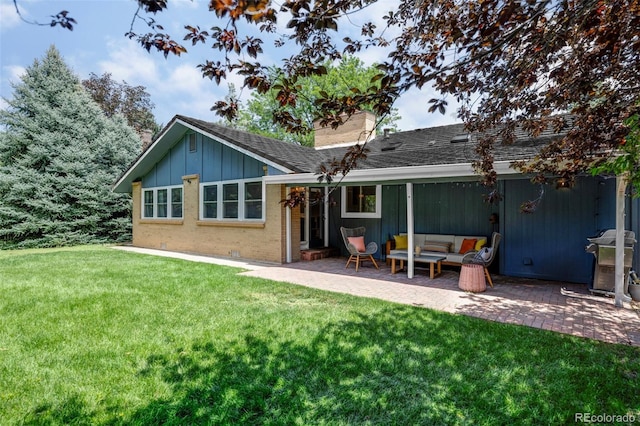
top-left (1, 246), bottom-right (639, 425)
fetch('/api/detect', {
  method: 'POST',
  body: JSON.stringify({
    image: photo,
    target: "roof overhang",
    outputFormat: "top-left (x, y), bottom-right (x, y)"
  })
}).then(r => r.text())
top-left (264, 160), bottom-right (523, 187)
top-left (113, 117), bottom-right (295, 193)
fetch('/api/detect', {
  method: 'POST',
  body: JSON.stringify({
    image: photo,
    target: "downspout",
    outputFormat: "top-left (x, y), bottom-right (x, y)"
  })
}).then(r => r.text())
top-left (407, 182), bottom-right (415, 279)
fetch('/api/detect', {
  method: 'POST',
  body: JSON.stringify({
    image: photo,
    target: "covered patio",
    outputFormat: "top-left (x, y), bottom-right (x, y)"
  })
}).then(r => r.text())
top-left (241, 255), bottom-right (640, 347)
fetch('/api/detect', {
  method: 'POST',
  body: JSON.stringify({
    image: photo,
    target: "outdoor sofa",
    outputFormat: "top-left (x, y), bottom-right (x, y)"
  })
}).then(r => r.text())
top-left (386, 233), bottom-right (488, 266)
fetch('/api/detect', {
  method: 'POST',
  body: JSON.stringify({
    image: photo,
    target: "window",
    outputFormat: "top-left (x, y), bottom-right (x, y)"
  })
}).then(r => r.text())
top-left (188, 133), bottom-right (197, 152)
top-left (202, 185), bottom-right (218, 219)
top-left (141, 185), bottom-right (183, 219)
top-left (157, 189), bottom-right (167, 218)
top-left (244, 181), bottom-right (262, 219)
top-left (143, 190), bottom-right (154, 218)
top-left (200, 179), bottom-right (263, 221)
top-left (341, 185), bottom-right (381, 218)
top-left (171, 187), bottom-right (183, 218)
top-left (223, 183), bottom-right (239, 219)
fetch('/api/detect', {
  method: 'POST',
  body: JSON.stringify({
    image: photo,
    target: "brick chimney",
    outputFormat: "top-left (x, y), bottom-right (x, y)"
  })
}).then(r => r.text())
top-left (313, 111), bottom-right (376, 149)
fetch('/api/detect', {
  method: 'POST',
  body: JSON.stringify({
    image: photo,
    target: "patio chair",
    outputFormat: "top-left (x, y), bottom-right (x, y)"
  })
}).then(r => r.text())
top-left (462, 232), bottom-right (502, 287)
top-left (340, 226), bottom-right (379, 272)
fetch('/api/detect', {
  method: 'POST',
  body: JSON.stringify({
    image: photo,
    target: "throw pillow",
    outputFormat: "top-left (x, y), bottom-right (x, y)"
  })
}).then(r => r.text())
top-left (394, 234), bottom-right (408, 250)
top-left (459, 238), bottom-right (477, 254)
top-left (474, 238), bottom-right (487, 251)
top-left (480, 247), bottom-right (493, 261)
top-left (472, 247), bottom-right (492, 264)
top-left (423, 241), bottom-right (452, 253)
top-left (347, 236), bottom-right (366, 252)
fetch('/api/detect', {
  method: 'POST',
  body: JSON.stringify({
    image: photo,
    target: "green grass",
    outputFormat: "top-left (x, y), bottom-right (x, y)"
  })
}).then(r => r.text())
top-left (0, 246), bottom-right (639, 425)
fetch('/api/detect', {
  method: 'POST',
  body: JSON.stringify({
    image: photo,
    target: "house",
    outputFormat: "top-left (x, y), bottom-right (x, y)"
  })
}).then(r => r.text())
top-left (113, 112), bottom-right (640, 285)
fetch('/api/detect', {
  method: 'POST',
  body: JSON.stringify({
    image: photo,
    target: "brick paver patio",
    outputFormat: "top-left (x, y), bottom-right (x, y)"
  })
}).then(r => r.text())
top-left (244, 257), bottom-right (640, 347)
top-left (115, 247), bottom-right (640, 347)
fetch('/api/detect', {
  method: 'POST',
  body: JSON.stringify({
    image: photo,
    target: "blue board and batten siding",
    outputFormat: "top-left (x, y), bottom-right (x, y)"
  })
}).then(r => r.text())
top-left (333, 182), bottom-right (495, 257)
top-left (331, 177), bottom-right (638, 284)
top-left (142, 132), bottom-right (284, 187)
top-left (500, 177), bottom-right (614, 283)
top-left (142, 138), bottom-right (186, 187)
top-left (331, 182), bottom-right (495, 263)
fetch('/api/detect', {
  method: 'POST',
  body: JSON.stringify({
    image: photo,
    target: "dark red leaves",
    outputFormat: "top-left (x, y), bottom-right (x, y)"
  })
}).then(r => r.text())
top-left (209, 0), bottom-right (276, 23)
top-left (116, 0), bottom-right (640, 198)
top-left (210, 100), bottom-right (238, 121)
top-left (184, 26), bottom-right (209, 46)
top-left (198, 61), bottom-right (226, 84)
top-left (126, 31), bottom-right (187, 58)
top-left (50, 10), bottom-right (76, 30)
top-left (138, 0), bottom-right (168, 14)
top-left (427, 98), bottom-right (448, 115)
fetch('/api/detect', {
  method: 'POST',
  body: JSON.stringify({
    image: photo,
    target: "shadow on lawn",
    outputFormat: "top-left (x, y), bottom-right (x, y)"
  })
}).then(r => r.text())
top-left (121, 307), bottom-right (511, 425)
top-left (123, 306), bottom-right (639, 425)
top-left (24, 305), bottom-right (640, 425)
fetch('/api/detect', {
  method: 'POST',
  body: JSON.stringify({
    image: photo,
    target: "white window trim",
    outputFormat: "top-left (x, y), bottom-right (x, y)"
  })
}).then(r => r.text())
top-left (199, 178), bottom-right (265, 222)
top-left (341, 185), bottom-right (382, 219)
top-left (141, 184), bottom-right (184, 219)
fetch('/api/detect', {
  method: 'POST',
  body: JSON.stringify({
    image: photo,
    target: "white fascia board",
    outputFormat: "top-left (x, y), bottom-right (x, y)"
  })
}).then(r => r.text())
top-left (264, 160), bottom-right (521, 186)
top-left (177, 119), bottom-right (294, 174)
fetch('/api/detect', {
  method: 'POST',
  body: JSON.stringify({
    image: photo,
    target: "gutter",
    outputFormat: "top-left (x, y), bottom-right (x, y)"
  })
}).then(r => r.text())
top-left (263, 160), bottom-right (521, 186)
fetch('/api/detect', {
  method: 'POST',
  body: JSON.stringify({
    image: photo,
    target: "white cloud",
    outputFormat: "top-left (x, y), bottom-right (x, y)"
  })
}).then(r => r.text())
top-left (94, 37), bottom-right (238, 124)
top-left (165, 63), bottom-right (208, 95)
top-left (172, 0), bottom-right (200, 10)
top-left (0, 1), bottom-right (23, 31)
top-left (394, 87), bottom-right (460, 131)
top-left (98, 39), bottom-right (161, 84)
top-left (4, 64), bottom-right (26, 82)
top-left (160, 62), bottom-right (246, 122)
top-left (0, 65), bottom-right (24, 111)
top-left (0, 64), bottom-right (26, 100)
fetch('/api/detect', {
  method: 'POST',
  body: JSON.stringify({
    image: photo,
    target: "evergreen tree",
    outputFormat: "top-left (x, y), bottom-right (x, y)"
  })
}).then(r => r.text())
top-left (0, 46), bottom-right (141, 248)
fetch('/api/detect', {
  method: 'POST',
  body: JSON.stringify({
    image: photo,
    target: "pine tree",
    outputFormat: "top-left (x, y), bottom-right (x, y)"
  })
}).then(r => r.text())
top-left (0, 46), bottom-right (142, 248)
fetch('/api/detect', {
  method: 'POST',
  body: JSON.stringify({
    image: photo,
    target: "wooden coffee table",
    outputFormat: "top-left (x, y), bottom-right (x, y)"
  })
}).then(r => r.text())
top-left (387, 253), bottom-right (445, 279)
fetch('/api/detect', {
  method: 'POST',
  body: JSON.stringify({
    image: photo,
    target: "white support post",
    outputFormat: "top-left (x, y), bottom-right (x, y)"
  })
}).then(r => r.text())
top-left (407, 182), bottom-right (414, 279)
top-left (324, 186), bottom-right (329, 247)
top-left (614, 174), bottom-right (629, 307)
top-left (286, 187), bottom-right (292, 263)
top-left (303, 187), bottom-right (310, 250)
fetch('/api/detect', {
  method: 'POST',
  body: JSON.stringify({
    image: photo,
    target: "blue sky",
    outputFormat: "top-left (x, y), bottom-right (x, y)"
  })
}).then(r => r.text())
top-left (0, 0), bottom-right (460, 132)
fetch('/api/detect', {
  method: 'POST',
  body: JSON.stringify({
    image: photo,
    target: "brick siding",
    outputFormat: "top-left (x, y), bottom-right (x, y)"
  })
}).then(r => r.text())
top-left (132, 176), bottom-right (301, 263)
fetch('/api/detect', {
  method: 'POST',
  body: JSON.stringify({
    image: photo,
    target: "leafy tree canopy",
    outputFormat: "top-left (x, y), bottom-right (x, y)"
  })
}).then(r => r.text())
top-left (232, 56), bottom-right (400, 146)
top-left (82, 72), bottom-right (160, 137)
top-left (35, 0), bottom-right (640, 193)
top-left (0, 46), bottom-right (142, 248)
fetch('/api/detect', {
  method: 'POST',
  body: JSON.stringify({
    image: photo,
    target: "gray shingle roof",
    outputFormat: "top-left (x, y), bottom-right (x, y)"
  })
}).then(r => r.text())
top-left (114, 113), bottom-right (568, 193)
top-left (318, 121), bottom-right (563, 170)
top-left (176, 115), bottom-right (569, 174)
top-left (176, 115), bottom-right (325, 173)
